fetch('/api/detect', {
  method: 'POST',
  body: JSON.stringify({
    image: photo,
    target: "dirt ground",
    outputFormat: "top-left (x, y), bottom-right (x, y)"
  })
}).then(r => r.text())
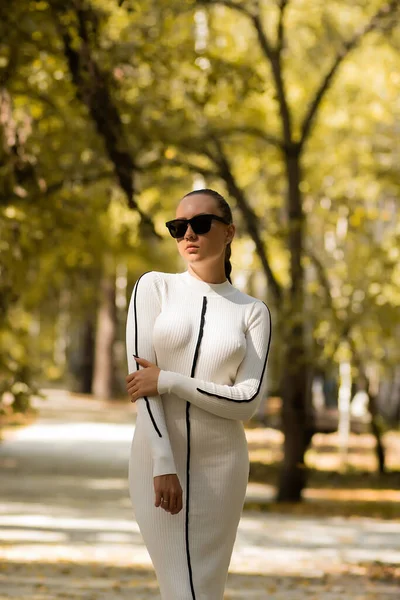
top-left (1, 392), bottom-right (399, 599)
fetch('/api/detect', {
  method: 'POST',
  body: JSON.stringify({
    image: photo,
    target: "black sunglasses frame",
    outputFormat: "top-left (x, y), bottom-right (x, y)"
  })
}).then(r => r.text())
top-left (165, 213), bottom-right (230, 239)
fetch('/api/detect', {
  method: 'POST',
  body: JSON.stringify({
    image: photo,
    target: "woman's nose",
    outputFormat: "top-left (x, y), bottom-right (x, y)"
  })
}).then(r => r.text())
top-left (184, 224), bottom-right (197, 238)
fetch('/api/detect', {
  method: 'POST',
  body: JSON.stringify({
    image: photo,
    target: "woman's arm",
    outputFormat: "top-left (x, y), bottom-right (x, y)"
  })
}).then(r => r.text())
top-left (126, 271), bottom-right (177, 477)
top-left (157, 301), bottom-right (272, 421)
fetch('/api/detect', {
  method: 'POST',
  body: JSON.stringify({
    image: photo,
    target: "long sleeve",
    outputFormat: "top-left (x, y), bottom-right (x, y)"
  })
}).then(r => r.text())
top-left (126, 271), bottom-right (177, 477)
top-left (157, 301), bottom-right (272, 421)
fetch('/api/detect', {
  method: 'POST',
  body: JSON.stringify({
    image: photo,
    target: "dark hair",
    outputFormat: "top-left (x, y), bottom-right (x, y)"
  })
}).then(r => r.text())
top-left (183, 188), bottom-right (233, 283)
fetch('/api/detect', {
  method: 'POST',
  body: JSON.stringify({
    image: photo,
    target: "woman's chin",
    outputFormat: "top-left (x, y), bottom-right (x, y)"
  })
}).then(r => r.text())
top-left (187, 253), bottom-right (202, 261)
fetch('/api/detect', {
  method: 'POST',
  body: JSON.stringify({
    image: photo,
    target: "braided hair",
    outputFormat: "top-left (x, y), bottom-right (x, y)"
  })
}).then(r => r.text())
top-left (183, 189), bottom-right (233, 283)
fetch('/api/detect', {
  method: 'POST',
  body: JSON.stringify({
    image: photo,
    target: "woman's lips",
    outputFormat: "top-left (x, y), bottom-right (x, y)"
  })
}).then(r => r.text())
top-left (186, 246), bottom-right (199, 251)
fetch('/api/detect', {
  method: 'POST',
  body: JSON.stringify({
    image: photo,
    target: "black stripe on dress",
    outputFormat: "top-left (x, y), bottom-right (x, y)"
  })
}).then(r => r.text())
top-left (185, 295), bottom-right (207, 600)
top-left (195, 303), bottom-right (272, 402)
top-left (133, 271), bottom-right (162, 438)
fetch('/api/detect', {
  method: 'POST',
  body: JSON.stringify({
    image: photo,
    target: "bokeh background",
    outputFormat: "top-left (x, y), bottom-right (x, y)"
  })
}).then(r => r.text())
top-left (1, 1), bottom-right (400, 597)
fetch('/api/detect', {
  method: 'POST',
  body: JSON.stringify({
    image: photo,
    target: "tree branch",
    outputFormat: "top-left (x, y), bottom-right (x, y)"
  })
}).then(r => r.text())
top-left (198, 0), bottom-right (253, 18)
top-left (11, 171), bottom-right (114, 205)
top-left (250, 8), bottom-right (293, 144)
top-left (51, 1), bottom-right (160, 238)
top-left (199, 0), bottom-right (293, 142)
top-left (307, 247), bottom-right (359, 338)
top-left (307, 248), bottom-right (334, 309)
top-left (139, 157), bottom-right (218, 179)
top-left (277, 0), bottom-right (289, 55)
top-left (300, 0), bottom-right (400, 148)
top-left (211, 137), bottom-right (283, 302)
top-left (216, 125), bottom-right (284, 148)
top-left (46, 172), bottom-right (114, 196)
top-left (13, 87), bottom-right (60, 114)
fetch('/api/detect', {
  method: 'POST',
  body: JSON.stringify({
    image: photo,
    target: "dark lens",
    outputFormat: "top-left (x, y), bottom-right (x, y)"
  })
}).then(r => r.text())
top-left (167, 220), bottom-right (188, 238)
top-left (191, 215), bottom-right (213, 235)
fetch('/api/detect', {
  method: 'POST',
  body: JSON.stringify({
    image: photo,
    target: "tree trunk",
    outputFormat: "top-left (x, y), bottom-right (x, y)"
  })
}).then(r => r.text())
top-left (277, 149), bottom-right (313, 502)
top-left (337, 358), bottom-right (352, 470)
top-left (79, 317), bottom-right (95, 394)
top-left (92, 269), bottom-right (117, 400)
top-left (369, 393), bottom-right (386, 474)
top-left (278, 383), bottom-right (314, 500)
top-left (349, 346), bottom-right (386, 476)
top-left (52, 1), bottom-right (158, 238)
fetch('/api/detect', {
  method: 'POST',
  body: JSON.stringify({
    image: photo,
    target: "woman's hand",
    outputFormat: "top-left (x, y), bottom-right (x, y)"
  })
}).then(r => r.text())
top-left (126, 356), bottom-right (161, 402)
top-left (154, 474), bottom-right (183, 515)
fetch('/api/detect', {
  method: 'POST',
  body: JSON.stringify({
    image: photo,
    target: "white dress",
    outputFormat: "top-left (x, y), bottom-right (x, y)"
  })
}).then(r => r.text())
top-left (126, 270), bottom-right (272, 600)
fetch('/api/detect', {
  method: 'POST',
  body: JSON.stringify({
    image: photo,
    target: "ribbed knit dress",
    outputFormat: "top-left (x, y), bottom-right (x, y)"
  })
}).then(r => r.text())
top-left (126, 269), bottom-right (272, 600)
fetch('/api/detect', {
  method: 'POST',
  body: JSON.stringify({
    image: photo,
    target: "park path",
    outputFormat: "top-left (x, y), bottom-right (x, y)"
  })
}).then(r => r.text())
top-left (1, 392), bottom-right (400, 599)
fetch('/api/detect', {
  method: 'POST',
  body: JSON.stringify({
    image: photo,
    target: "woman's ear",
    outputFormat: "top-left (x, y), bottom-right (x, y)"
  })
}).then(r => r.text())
top-left (226, 223), bottom-right (235, 244)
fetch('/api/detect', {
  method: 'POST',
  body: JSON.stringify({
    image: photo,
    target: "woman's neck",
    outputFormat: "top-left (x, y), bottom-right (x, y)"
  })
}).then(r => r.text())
top-left (187, 264), bottom-right (227, 284)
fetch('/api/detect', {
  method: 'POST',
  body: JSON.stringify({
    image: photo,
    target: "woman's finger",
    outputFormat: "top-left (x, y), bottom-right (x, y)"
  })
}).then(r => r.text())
top-left (161, 495), bottom-right (170, 511)
top-left (175, 493), bottom-right (183, 514)
top-left (127, 384), bottom-right (136, 396)
top-left (170, 496), bottom-right (181, 515)
top-left (126, 378), bottom-right (138, 392)
top-left (155, 489), bottom-right (162, 508)
top-left (129, 387), bottom-right (142, 402)
top-left (166, 493), bottom-right (176, 513)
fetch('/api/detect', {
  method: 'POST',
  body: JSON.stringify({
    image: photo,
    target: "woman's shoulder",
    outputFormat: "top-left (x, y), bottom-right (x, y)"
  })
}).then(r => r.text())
top-left (136, 270), bottom-right (181, 291)
top-left (232, 287), bottom-right (269, 309)
top-left (231, 288), bottom-right (271, 325)
top-left (149, 270), bottom-right (181, 285)
top-left (136, 269), bottom-right (173, 280)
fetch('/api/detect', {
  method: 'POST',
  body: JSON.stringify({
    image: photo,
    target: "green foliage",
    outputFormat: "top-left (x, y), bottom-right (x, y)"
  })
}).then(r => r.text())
top-left (0, 0), bottom-right (399, 415)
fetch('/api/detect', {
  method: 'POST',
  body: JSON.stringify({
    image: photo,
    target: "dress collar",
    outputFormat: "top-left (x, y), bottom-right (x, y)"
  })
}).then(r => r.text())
top-left (179, 270), bottom-right (236, 297)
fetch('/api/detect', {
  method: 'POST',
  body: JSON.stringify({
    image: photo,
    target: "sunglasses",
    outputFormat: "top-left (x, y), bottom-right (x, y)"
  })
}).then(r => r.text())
top-left (165, 213), bottom-right (230, 239)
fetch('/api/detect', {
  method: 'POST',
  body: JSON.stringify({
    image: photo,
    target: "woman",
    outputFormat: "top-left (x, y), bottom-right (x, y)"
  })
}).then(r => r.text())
top-left (125, 189), bottom-right (272, 600)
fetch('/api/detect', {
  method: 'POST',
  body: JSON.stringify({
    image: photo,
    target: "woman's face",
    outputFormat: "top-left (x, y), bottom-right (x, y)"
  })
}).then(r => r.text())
top-left (175, 193), bottom-right (235, 267)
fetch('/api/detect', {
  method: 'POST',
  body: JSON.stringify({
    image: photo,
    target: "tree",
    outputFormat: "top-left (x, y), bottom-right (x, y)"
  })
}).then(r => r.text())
top-left (2, 0), bottom-right (399, 500)
top-left (134, 0), bottom-right (400, 499)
